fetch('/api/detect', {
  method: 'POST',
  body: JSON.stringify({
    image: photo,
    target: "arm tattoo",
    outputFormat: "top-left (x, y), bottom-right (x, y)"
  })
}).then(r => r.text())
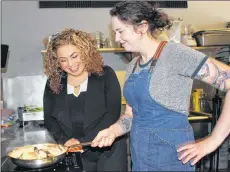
top-left (213, 70), bottom-right (228, 90)
top-left (212, 63), bottom-right (229, 91)
top-left (196, 60), bottom-right (230, 91)
top-left (117, 116), bottom-right (133, 134)
top-left (196, 63), bottom-right (210, 80)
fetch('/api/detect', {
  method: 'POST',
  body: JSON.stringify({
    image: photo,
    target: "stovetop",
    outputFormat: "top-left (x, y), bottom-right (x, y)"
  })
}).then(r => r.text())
top-left (1, 152), bottom-right (84, 172)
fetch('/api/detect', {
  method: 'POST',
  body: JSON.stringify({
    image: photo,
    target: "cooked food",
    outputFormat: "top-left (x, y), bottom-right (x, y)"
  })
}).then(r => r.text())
top-left (8, 144), bottom-right (67, 160)
top-left (67, 146), bottom-right (83, 153)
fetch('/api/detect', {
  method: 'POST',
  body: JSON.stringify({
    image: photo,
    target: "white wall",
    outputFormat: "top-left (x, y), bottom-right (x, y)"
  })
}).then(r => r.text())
top-left (164, 1), bottom-right (230, 30)
top-left (1, 1), bottom-right (230, 77)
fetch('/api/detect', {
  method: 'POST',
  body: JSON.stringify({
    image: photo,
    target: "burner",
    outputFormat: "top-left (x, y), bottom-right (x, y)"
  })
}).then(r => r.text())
top-left (1, 152), bottom-right (84, 172)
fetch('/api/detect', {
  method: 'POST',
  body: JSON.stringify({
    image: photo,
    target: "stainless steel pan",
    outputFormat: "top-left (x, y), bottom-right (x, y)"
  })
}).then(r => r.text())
top-left (9, 151), bottom-right (66, 169)
top-left (7, 142), bottom-right (92, 169)
top-left (7, 143), bottom-right (71, 169)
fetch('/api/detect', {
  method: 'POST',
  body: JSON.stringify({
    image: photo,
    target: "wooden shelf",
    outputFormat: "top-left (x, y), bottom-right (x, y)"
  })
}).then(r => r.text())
top-left (192, 46), bottom-right (224, 51)
top-left (188, 111), bottom-right (212, 121)
top-left (41, 48), bottom-right (127, 55)
top-left (41, 50), bottom-right (47, 53)
top-left (98, 46), bottom-right (224, 52)
top-left (98, 46), bottom-right (225, 52)
top-left (98, 48), bottom-right (127, 53)
top-left (41, 45), bottom-right (226, 55)
top-left (188, 115), bottom-right (211, 121)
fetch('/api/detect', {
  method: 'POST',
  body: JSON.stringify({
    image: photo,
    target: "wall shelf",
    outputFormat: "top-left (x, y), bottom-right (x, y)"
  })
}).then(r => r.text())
top-left (98, 48), bottom-right (127, 53)
top-left (41, 45), bottom-right (227, 62)
top-left (41, 48), bottom-right (127, 54)
top-left (192, 46), bottom-right (225, 51)
top-left (98, 46), bottom-right (225, 53)
top-left (41, 50), bottom-right (47, 55)
top-left (41, 45), bottom-right (226, 55)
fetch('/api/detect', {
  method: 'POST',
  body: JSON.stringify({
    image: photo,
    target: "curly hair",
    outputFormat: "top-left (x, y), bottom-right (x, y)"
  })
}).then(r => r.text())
top-left (44, 28), bottom-right (104, 94)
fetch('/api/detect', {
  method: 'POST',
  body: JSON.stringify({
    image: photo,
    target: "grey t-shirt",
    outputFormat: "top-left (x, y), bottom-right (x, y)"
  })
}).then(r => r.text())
top-left (125, 41), bottom-right (208, 115)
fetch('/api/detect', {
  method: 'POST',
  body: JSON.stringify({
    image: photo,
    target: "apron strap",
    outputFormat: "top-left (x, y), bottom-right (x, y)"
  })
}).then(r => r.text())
top-left (131, 56), bottom-right (141, 73)
top-left (132, 41), bottom-right (167, 73)
top-left (149, 41), bottom-right (167, 72)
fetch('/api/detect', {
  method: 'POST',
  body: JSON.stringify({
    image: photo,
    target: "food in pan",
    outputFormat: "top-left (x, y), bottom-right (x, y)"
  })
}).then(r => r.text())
top-left (67, 146), bottom-right (83, 153)
top-left (8, 144), bottom-right (67, 160)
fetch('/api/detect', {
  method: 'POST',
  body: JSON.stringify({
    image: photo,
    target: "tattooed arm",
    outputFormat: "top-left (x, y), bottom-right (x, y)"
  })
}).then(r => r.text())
top-left (92, 104), bottom-right (133, 147)
top-left (195, 57), bottom-right (230, 144)
top-left (110, 104), bottom-right (133, 136)
top-left (177, 57), bottom-right (230, 165)
top-left (195, 57), bottom-right (230, 91)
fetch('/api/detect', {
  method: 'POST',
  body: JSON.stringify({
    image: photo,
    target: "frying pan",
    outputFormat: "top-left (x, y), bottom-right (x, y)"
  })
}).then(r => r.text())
top-left (7, 142), bottom-right (91, 169)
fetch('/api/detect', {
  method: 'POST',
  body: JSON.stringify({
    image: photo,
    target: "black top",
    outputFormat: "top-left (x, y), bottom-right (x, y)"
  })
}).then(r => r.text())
top-left (43, 66), bottom-right (127, 170)
top-left (67, 92), bottom-right (86, 139)
top-left (43, 66), bottom-right (122, 143)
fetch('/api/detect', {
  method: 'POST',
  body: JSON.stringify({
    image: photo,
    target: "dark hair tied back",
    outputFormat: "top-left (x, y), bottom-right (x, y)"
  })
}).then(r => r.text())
top-left (110, 1), bottom-right (172, 33)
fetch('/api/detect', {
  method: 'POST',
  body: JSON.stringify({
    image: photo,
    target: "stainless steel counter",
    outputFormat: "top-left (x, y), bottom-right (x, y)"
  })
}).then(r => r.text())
top-left (1, 121), bottom-right (55, 158)
top-left (1, 112), bottom-right (212, 159)
top-left (1, 122), bottom-right (85, 172)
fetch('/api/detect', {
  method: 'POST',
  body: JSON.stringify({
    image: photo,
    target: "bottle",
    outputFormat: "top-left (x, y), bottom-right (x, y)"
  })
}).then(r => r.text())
top-left (192, 90), bottom-right (201, 112)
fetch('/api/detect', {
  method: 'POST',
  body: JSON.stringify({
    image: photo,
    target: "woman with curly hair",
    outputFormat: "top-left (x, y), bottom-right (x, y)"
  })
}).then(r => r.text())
top-left (43, 28), bottom-right (127, 171)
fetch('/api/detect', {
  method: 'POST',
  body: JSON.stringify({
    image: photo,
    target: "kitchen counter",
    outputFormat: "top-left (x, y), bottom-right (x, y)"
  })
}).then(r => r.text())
top-left (1, 113), bottom-right (212, 160)
top-left (1, 121), bottom-right (55, 158)
top-left (188, 111), bottom-right (212, 122)
top-left (1, 113), bottom-right (212, 159)
top-left (1, 116), bottom-right (212, 171)
top-left (1, 114), bottom-right (212, 154)
top-left (1, 122), bottom-right (85, 172)
top-left (121, 104), bottom-right (212, 122)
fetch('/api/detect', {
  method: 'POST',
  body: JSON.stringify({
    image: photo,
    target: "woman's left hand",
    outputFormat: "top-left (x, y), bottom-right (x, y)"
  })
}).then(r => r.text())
top-left (64, 138), bottom-right (80, 147)
top-left (177, 136), bottom-right (218, 166)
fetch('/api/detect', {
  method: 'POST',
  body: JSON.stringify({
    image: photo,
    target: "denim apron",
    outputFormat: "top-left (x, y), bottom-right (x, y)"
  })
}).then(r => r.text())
top-left (123, 43), bottom-right (195, 171)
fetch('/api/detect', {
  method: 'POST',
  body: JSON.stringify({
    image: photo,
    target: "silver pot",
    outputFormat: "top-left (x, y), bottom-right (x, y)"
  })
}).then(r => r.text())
top-left (192, 29), bottom-right (230, 46)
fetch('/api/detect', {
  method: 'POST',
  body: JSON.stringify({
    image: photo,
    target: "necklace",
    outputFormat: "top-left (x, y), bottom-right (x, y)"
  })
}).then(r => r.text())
top-left (68, 69), bottom-right (88, 88)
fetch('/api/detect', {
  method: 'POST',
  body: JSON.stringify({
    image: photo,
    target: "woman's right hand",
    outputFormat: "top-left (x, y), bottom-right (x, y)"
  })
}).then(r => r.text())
top-left (64, 138), bottom-right (80, 147)
top-left (91, 127), bottom-right (117, 148)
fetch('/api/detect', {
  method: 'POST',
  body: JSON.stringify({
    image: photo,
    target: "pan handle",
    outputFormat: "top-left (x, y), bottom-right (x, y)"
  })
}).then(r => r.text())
top-left (68, 141), bottom-right (93, 149)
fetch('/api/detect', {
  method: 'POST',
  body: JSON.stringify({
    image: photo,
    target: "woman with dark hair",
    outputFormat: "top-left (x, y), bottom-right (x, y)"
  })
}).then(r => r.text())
top-left (43, 28), bottom-right (127, 171)
top-left (91, 1), bottom-right (230, 171)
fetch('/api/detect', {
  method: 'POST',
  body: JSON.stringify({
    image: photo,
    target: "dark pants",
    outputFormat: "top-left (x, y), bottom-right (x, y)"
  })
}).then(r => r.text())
top-left (81, 138), bottom-right (127, 171)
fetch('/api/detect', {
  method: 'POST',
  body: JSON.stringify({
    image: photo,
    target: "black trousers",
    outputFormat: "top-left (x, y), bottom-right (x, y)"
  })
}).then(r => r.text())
top-left (81, 139), bottom-right (127, 171)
